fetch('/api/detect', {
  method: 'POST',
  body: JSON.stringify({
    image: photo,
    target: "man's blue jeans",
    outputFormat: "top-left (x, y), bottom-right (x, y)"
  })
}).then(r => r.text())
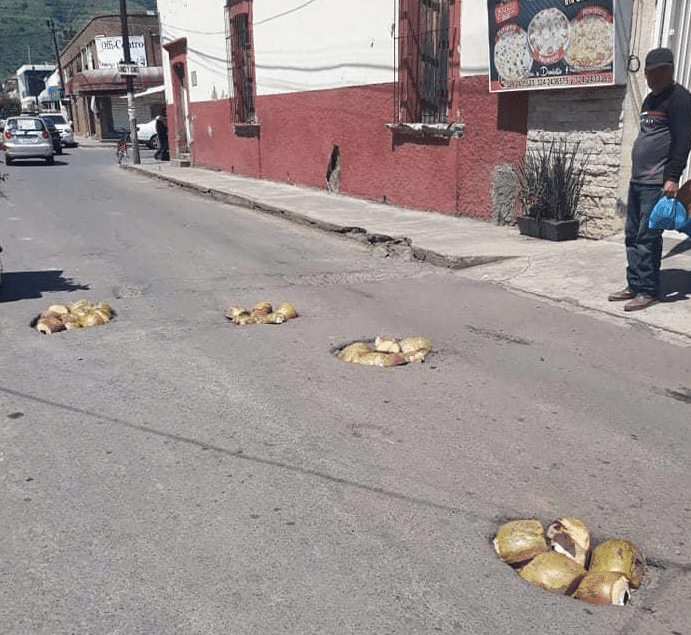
top-left (625, 182), bottom-right (663, 296)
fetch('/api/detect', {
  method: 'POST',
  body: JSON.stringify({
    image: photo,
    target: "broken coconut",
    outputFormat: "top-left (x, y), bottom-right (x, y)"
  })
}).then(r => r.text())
top-left (573, 571), bottom-right (631, 606)
top-left (588, 539), bottom-right (645, 589)
top-left (374, 336), bottom-right (401, 353)
top-left (546, 516), bottom-right (591, 567)
top-left (493, 519), bottom-right (548, 567)
top-left (518, 551), bottom-right (586, 595)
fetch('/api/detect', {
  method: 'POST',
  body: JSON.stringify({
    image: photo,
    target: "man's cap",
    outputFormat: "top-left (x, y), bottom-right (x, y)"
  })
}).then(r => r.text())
top-left (645, 48), bottom-right (674, 69)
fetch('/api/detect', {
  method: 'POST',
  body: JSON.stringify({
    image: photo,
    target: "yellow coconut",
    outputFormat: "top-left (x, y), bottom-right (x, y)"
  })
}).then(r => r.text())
top-left (518, 551), bottom-right (586, 595)
top-left (275, 302), bottom-right (298, 320)
top-left (588, 539), bottom-right (645, 589)
top-left (356, 351), bottom-right (408, 367)
top-left (573, 571), bottom-right (631, 605)
top-left (494, 519), bottom-right (548, 566)
top-left (338, 342), bottom-right (373, 363)
top-left (79, 311), bottom-right (105, 328)
top-left (546, 517), bottom-right (591, 567)
top-left (400, 336), bottom-right (432, 355)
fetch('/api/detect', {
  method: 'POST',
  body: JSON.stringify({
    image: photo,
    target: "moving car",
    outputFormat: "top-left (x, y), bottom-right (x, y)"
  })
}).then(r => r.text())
top-left (40, 117), bottom-right (63, 155)
top-left (136, 118), bottom-right (160, 149)
top-left (3, 116), bottom-right (55, 165)
top-left (39, 112), bottom-right (75, 147)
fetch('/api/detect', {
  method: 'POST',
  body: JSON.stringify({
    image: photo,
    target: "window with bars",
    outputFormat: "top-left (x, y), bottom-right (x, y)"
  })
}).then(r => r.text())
top-left (397, 0), bottom-right (453, 124)
top-left (226, 1), bottom-right (256, 125)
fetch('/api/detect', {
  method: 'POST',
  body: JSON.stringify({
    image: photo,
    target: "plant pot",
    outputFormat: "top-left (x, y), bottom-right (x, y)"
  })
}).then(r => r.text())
top-left (517, 217), bottom-right (579, 241)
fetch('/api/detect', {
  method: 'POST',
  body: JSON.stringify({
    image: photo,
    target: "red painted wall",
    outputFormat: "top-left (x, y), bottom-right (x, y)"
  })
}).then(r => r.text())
top-left (187, 77), bottom-right (527, 219)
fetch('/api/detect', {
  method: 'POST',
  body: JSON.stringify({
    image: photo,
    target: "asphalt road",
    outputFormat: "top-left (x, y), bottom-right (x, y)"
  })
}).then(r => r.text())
top-left (1, 146), bottom-right (689, 634)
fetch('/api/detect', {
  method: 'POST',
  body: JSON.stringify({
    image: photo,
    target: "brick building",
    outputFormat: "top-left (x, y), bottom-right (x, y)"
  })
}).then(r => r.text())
top-left (60, 12), bottom-right (164, 139)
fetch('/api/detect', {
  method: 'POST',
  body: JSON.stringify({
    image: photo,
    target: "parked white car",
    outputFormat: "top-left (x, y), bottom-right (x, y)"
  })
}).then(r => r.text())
top-left (136, 118), bottom-right (161, 149)
top-left (3, 116), bottom-right (55, 165)
top-left (39, 112), bottom-right (75, 147)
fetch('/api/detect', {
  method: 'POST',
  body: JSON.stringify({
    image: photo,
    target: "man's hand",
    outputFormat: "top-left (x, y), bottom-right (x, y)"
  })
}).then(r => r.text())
top-left (663, 179), bottom-right (679, 197)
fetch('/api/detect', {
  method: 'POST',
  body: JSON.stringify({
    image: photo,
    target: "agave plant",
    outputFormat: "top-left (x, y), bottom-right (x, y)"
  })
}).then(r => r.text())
top-left (516, 137), bottom-right (589, 222)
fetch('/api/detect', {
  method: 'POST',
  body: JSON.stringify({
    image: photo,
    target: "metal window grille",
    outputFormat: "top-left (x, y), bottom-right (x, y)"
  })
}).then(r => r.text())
top-left (396, 0), bottom-right (451, 124)
top-left (225, 8), bottom-right (256, 123)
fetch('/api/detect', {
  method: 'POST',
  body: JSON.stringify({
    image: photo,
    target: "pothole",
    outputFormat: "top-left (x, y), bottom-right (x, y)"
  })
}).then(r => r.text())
top-left (493, 516), bottom-right (645, 606)
top-left (333, 335), bottom-right (432, 367)
top-left (31, 300), bottom-right (116, 334)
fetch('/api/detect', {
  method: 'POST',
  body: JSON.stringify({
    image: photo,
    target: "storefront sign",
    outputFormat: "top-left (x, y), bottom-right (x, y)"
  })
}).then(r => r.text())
top-left (488, 1), bottom-right (616, 92)
top-left (95, 36), bottom-right (148, 69)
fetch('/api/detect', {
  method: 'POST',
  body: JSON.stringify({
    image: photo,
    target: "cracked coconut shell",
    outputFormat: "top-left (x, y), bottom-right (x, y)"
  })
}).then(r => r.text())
top-left (250, 300), bottom-right (273, 316)
top-left (546, 516), bottom-right (591, 567)
top-left (573, 571), bottom-right (631, 605)
top-left (588, 539), bottom-right (645, 589)
top-left (36, 315), bottom-right (66, 334)
top-left (493, 519), bottom-right (548, 566)
top-left (356, 351), bottom-right (408, 367)
top-left (518, 551), bottom-right (586, 595)
top-left (374, 336), bottom-right (401, 353)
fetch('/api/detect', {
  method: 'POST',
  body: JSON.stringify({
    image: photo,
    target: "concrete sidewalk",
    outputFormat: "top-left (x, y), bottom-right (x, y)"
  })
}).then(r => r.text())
top-left (120, 155), bottom-right (691, 345)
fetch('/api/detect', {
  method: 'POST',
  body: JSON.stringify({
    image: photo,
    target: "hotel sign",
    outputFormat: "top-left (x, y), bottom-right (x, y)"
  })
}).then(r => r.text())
top-left (488, 0), bottom-right (617, 92)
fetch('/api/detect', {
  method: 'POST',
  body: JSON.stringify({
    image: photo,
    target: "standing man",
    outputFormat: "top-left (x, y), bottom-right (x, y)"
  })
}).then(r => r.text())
top-left (154, 113), bottom-right (169, 161)
top-left (609, 47), bottom-right (691, 311)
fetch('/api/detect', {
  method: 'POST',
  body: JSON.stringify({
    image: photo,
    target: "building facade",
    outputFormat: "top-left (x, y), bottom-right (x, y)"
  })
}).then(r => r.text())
top-left (60, 13), bottom-right (165, 139)
top-left (156, 0), bottom-right (691, 236)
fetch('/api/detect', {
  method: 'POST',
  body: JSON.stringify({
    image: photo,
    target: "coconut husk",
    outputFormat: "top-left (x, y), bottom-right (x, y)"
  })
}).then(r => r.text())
top-left (46, 304), bottom-right (69, 317)
top-left (573, 571), bottom-right (631, 605)
top-left (518, 551), bottom-right (587, 595)
top-left (69, 299), bottom-right (93, 313)
top-left (588, 539), bottom-right (645, 589)
top-left (399, 336), bottom-right (432, 355)
top-left (36, 315), bottom-right (66, 334)
top-left (79, 310), bottom-right (105, 328)
top-left (234, 314), bottom-right (258, 325)
top-left (225, 305), bottom-right (247, 320)
top-left (62, 314), bottom-right (82, 329)
top-left (494, 519), bottom-right (548, 566)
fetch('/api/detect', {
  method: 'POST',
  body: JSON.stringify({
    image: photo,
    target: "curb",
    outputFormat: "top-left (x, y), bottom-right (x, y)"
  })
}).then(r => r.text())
top-left (123, 163), bottom-right (512, 271)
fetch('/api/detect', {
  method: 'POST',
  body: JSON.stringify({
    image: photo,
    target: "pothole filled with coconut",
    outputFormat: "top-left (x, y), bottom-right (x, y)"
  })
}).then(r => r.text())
top-left (224, 300), bottom-right (298, 325)
top-left (32, 300), bottom-right (115, 334)
top-left (335, 335), bottom-right (432, 367)
top-left (493, 517), bottom-right (645, 606)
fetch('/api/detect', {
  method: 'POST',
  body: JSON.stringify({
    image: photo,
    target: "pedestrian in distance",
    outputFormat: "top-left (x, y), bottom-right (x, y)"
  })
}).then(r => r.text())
top-left (154, 113), bottom-right (170, 161)
top-left (609, 47), bottom-right (691, 311)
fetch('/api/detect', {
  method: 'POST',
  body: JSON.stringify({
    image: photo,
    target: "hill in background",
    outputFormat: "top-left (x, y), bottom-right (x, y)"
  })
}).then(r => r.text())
top-left (0, 0), bottom-right (157, 81)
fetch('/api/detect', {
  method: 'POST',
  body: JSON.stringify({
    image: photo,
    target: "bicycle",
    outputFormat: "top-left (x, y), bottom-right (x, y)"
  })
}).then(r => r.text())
top-left (116, 129), bottom-right (130, 164)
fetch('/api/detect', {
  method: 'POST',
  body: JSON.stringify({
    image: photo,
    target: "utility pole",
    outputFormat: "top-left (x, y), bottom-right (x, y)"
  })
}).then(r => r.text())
top-left (47, 19), bottom-right (71, 120)
top-left (120, 0), bottom-right (141, 164)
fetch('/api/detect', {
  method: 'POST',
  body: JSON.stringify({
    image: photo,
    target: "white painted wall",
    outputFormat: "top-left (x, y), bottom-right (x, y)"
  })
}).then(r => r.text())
top-left (158, 0), bottom-right (399, 102)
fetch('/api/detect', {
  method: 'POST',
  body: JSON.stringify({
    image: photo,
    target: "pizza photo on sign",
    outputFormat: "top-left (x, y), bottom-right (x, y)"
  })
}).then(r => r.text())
top-left (527, 7), bottom-right (570, 65)
top-left (493, 23), bottom-right (533, 83)
top-left (563, 6), bottom-right (614, 72)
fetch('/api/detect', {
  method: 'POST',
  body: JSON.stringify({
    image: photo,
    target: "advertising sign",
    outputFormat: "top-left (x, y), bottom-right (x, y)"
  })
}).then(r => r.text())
top-left (488, 1), bottom-right (616, 92)
top-left (95, 36), bottom-right (148, 69)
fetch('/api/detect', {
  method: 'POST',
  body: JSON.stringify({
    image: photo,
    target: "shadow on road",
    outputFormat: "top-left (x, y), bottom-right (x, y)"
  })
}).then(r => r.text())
top-left (660, 268), bottom-right (691, 303)
top-left (0, 270), bottom-right (89, 302)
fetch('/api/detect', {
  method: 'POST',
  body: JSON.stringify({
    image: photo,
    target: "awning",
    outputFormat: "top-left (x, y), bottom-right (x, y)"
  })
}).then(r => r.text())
top-left (119, 84), bottom-right (165, 99)
top-left (67, 67), bottom-right (164, 95)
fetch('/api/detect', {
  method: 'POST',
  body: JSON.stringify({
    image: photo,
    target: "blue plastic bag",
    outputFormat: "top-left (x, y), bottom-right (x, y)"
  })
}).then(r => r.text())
top-left (648, 196), bottom-right (691, 234)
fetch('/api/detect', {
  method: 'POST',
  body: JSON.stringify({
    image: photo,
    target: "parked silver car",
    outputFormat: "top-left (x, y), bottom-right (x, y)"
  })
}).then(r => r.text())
top-left (3, 116), bottom-right (55, 165)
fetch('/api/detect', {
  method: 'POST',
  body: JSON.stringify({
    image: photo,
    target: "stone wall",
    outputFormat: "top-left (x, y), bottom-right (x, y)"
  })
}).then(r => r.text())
top-left (526, 87), bottom-right (628, 238)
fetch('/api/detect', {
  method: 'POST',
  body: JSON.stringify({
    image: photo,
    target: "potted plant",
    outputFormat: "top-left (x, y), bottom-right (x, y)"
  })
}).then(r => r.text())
top-left (515, 137), bottom-right (589, 241)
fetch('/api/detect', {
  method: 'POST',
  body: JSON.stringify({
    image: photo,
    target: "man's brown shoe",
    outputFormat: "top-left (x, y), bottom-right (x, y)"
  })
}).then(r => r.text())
top-left (608, 286), bottom-right (636, 301)
top-left (624, 293), bottom-right (657, 311)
